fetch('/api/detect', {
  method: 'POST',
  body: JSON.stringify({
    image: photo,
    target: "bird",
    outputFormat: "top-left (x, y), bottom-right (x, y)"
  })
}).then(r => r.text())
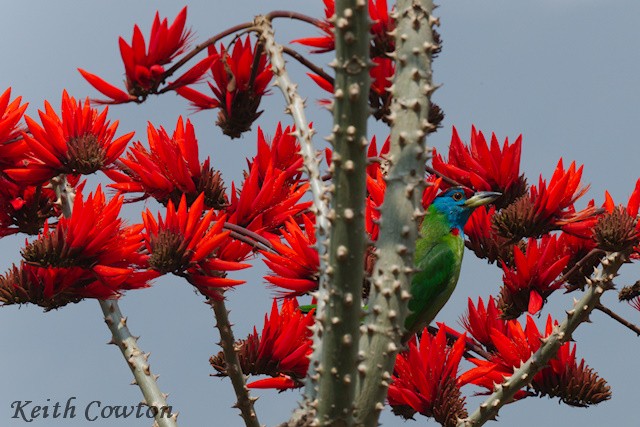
top-left (403, 186), bottom-right (501, 343)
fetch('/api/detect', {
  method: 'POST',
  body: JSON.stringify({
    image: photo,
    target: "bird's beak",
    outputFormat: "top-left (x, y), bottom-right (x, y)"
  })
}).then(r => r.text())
top-left (463, 191), bottom-right (502, 208)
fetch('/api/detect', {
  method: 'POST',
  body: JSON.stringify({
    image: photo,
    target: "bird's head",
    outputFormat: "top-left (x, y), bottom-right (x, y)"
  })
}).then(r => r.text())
top-left (431, 186), bottom-right (501, 231)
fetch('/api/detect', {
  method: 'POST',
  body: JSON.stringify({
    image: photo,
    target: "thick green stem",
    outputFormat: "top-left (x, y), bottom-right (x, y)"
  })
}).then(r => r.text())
top-left (458, 251), bottom-right (629, 427)
top-left (355, 2), bottom-right (439, 426)
top-left (307, 0), bottom-right (371, 425)
top-left (51, 175), bottom-right (178, 427)
top-left (209, 297), bottom-right (261, 427)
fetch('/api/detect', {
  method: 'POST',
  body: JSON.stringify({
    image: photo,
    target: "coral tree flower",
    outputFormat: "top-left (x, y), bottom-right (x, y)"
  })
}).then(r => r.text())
top-left (141, 193), bottom-right (249, 298)
top-left (432, 126), bottom-right (526, 208)
top-left (460, 313), bottom-right (610, 407)
top-left (594, 178), bottom-right (640, 255)
top-left (106, 116), bottom-right (226, 209)
top-left (498, 235), bottom-right (569, 319)
top-left (79, 7), bottom-right (214, 103)
top-left (176, 36), bottom-right (272, 138)
top-left (464, 206), bottom-right (519, 265)
top-left (210, 298), bottom-right (314, 390)
top-left (388, 327), bottom-right (468, 425)
top-left (221, 124), bottom-right (311, 263)
top-left (0, 88), bottom-right (29, 167)
top-left (493, 159), bottom-right (597, 240)
top-left (0, 187), bottom-right (153, 309)
top-left (261, 214), bottom-right (319, 297)
top-left (4, 91), bottom-right (134, 185)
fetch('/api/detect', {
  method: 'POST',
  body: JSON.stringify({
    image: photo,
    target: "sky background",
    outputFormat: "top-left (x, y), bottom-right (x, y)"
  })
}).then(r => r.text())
top-left (1, 1), bottom-right (640, 426)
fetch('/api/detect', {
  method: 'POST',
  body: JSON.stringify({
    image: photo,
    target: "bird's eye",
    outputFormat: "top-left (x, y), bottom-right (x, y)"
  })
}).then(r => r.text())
top-left (452, 192), bottom-right (463, 201)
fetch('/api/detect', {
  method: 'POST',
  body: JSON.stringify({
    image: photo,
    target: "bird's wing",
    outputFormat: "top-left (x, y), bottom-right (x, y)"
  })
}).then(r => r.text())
top-left (405, 240), bottom-right (459, 335)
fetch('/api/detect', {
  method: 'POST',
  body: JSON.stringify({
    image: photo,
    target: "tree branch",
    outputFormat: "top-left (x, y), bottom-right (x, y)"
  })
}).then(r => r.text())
top-left (254, 14), bottom-right (333, 414)
top-left (209, 296), bottom-right (261, 427)
top-left (355, 2), bottom-right (439, 426)
top-left (595, 302), bottom-right (640, 336)
top-left (458, 251), bottom-right (629, 427)
top-left (51, 175), bottom-right (178, 427)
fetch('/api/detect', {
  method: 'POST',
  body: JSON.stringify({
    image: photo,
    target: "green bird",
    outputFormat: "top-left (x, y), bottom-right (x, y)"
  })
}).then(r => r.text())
top-left (403, 186), bottom-right (500, 342)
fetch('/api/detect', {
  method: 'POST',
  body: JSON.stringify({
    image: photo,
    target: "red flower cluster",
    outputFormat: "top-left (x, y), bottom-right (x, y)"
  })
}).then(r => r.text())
top-left (388, 327), bottom-right (468, 424)
top-left (0, 187), bottom-right (153, 309)
top-left (460, 311), bottom-right (610, 407)
top-left (432, 126), bottom-right (526, 208)
top-left (498, 235), bottom-right (569, 318)
top-left (0, 88), bottom-right (28, 166)
top-left (210, 299), bottom-right (314, 390)
top-left (79, 7), bottom-right (215, 103)
top-left (220, 124), bottom-right (311, 263)
top-left (177, 36), bottom-right (272, 138)
top-left (594, 179), bottom-right (640, 255)
top-left (141, 193), bottom-right (249, 299)
top-left (106, 116), bottom-right (226, 209)
top-left (262, 215), bottom-right (319, 297)
top-left (5, 91), bottom-right (133, 185)
top-left (492, 159), bottom-right (598, 240)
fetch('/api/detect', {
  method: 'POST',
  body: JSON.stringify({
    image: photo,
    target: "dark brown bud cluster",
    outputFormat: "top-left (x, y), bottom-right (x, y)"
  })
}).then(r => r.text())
top-left (533, 359), bottom-right (611, 407)
top-left (593, 206), bottom-right (639, 252)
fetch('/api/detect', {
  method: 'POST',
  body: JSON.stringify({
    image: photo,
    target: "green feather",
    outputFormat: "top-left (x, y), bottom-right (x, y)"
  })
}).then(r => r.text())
top-left (403, 205), bottom-right (465, 341)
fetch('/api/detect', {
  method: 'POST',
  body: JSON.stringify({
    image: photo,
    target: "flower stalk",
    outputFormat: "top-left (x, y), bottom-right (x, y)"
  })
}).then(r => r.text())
top-left (52, 175), bottom-right (178, 427)
top-left (209, 296), bottom-right (261, 427)
top-left (355, 1), bottom-right (439, 425)
top-left (457, 251), bottom-right (629, 427)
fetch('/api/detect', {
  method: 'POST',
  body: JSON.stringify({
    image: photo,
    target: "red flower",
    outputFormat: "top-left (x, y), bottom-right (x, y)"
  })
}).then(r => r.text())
top-left (464, 206), bottom-right (519, 265)
top-left (7, 187), bottom-right (154, 309)
top-left (4, 91), bottom-right (134, 185)
top-left (79, 7), bottom-right (214, 103)
top-left (432, 126), bottom-right (526, 207)
top-left (388, 327), bottom-right (468, 424)
top-left (141, 193), bottom-right (249, 297)
top-left (224, 127), bottom-right (310, 234)
top-left (106, 116), bottom-right (226, 209)
top-left (262, 215), bottom-right (319, 297)
top-left (176, 36), bottom-right (272, 138)
top-left (0, 87), bottom-right (29, 167)
top-left (0, 177), bottom-right (62, 236)
top-left (460, 315), bottom-right (610, 407)
top-left (498, 235), bottom-right (569, 319)
top-left (460, 296), bottom-right (507, 351)
top-left (291, 0), bottom-right (335, 53)
top-left (492, 159), bottom-right (598, 240)
top-left (294, 0), bottom-right (394, 57)
top-left (209, 299), bottom-right (314, 390)
top-left (593, 179), bottom-right (640, 256)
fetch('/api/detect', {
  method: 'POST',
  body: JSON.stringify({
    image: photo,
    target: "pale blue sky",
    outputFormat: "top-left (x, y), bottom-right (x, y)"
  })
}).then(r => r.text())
top-left (1, 1), bottom-right (639, 426)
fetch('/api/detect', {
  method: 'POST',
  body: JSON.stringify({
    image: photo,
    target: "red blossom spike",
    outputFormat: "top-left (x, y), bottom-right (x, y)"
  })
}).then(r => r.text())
top-left (492, 158), bottom-right (598, 240)
top-left (460, 296), bottom-right (508, 351)
top-left (141, 193), bottom-right (249, 295)
top-left (0, 87), bottom-right (29, 168)
top-left (210, 299), bottom-right (314, 389)
top-left (4, 91), bottom-right (134, 185)
top-left (0, 177), bottom-right (62, 236)
top-left (176, 36), bottom-right (272, 138)
top-left (459, 314), bottom-right (610, 407)
top-left (262, 215), bottom-right (319, 297)
top-left (106, 116), bottom-right (226, 209)
top-left (464, 206), bottom-right (519, 265)
top-left (432, 126), bottom-right (527, 208)
top-left (5, 187), bottom-right (154, 309)
top-left (388, 327), bottom-right (468, 424)
top-left (223, 124), bottom-right (311, 241)
top-left (79, 7), bottom-right (211, 103)
top-left (498, 235), bottom-right (570, 319)
top-left (593, 179), bottom-right (640, 257)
